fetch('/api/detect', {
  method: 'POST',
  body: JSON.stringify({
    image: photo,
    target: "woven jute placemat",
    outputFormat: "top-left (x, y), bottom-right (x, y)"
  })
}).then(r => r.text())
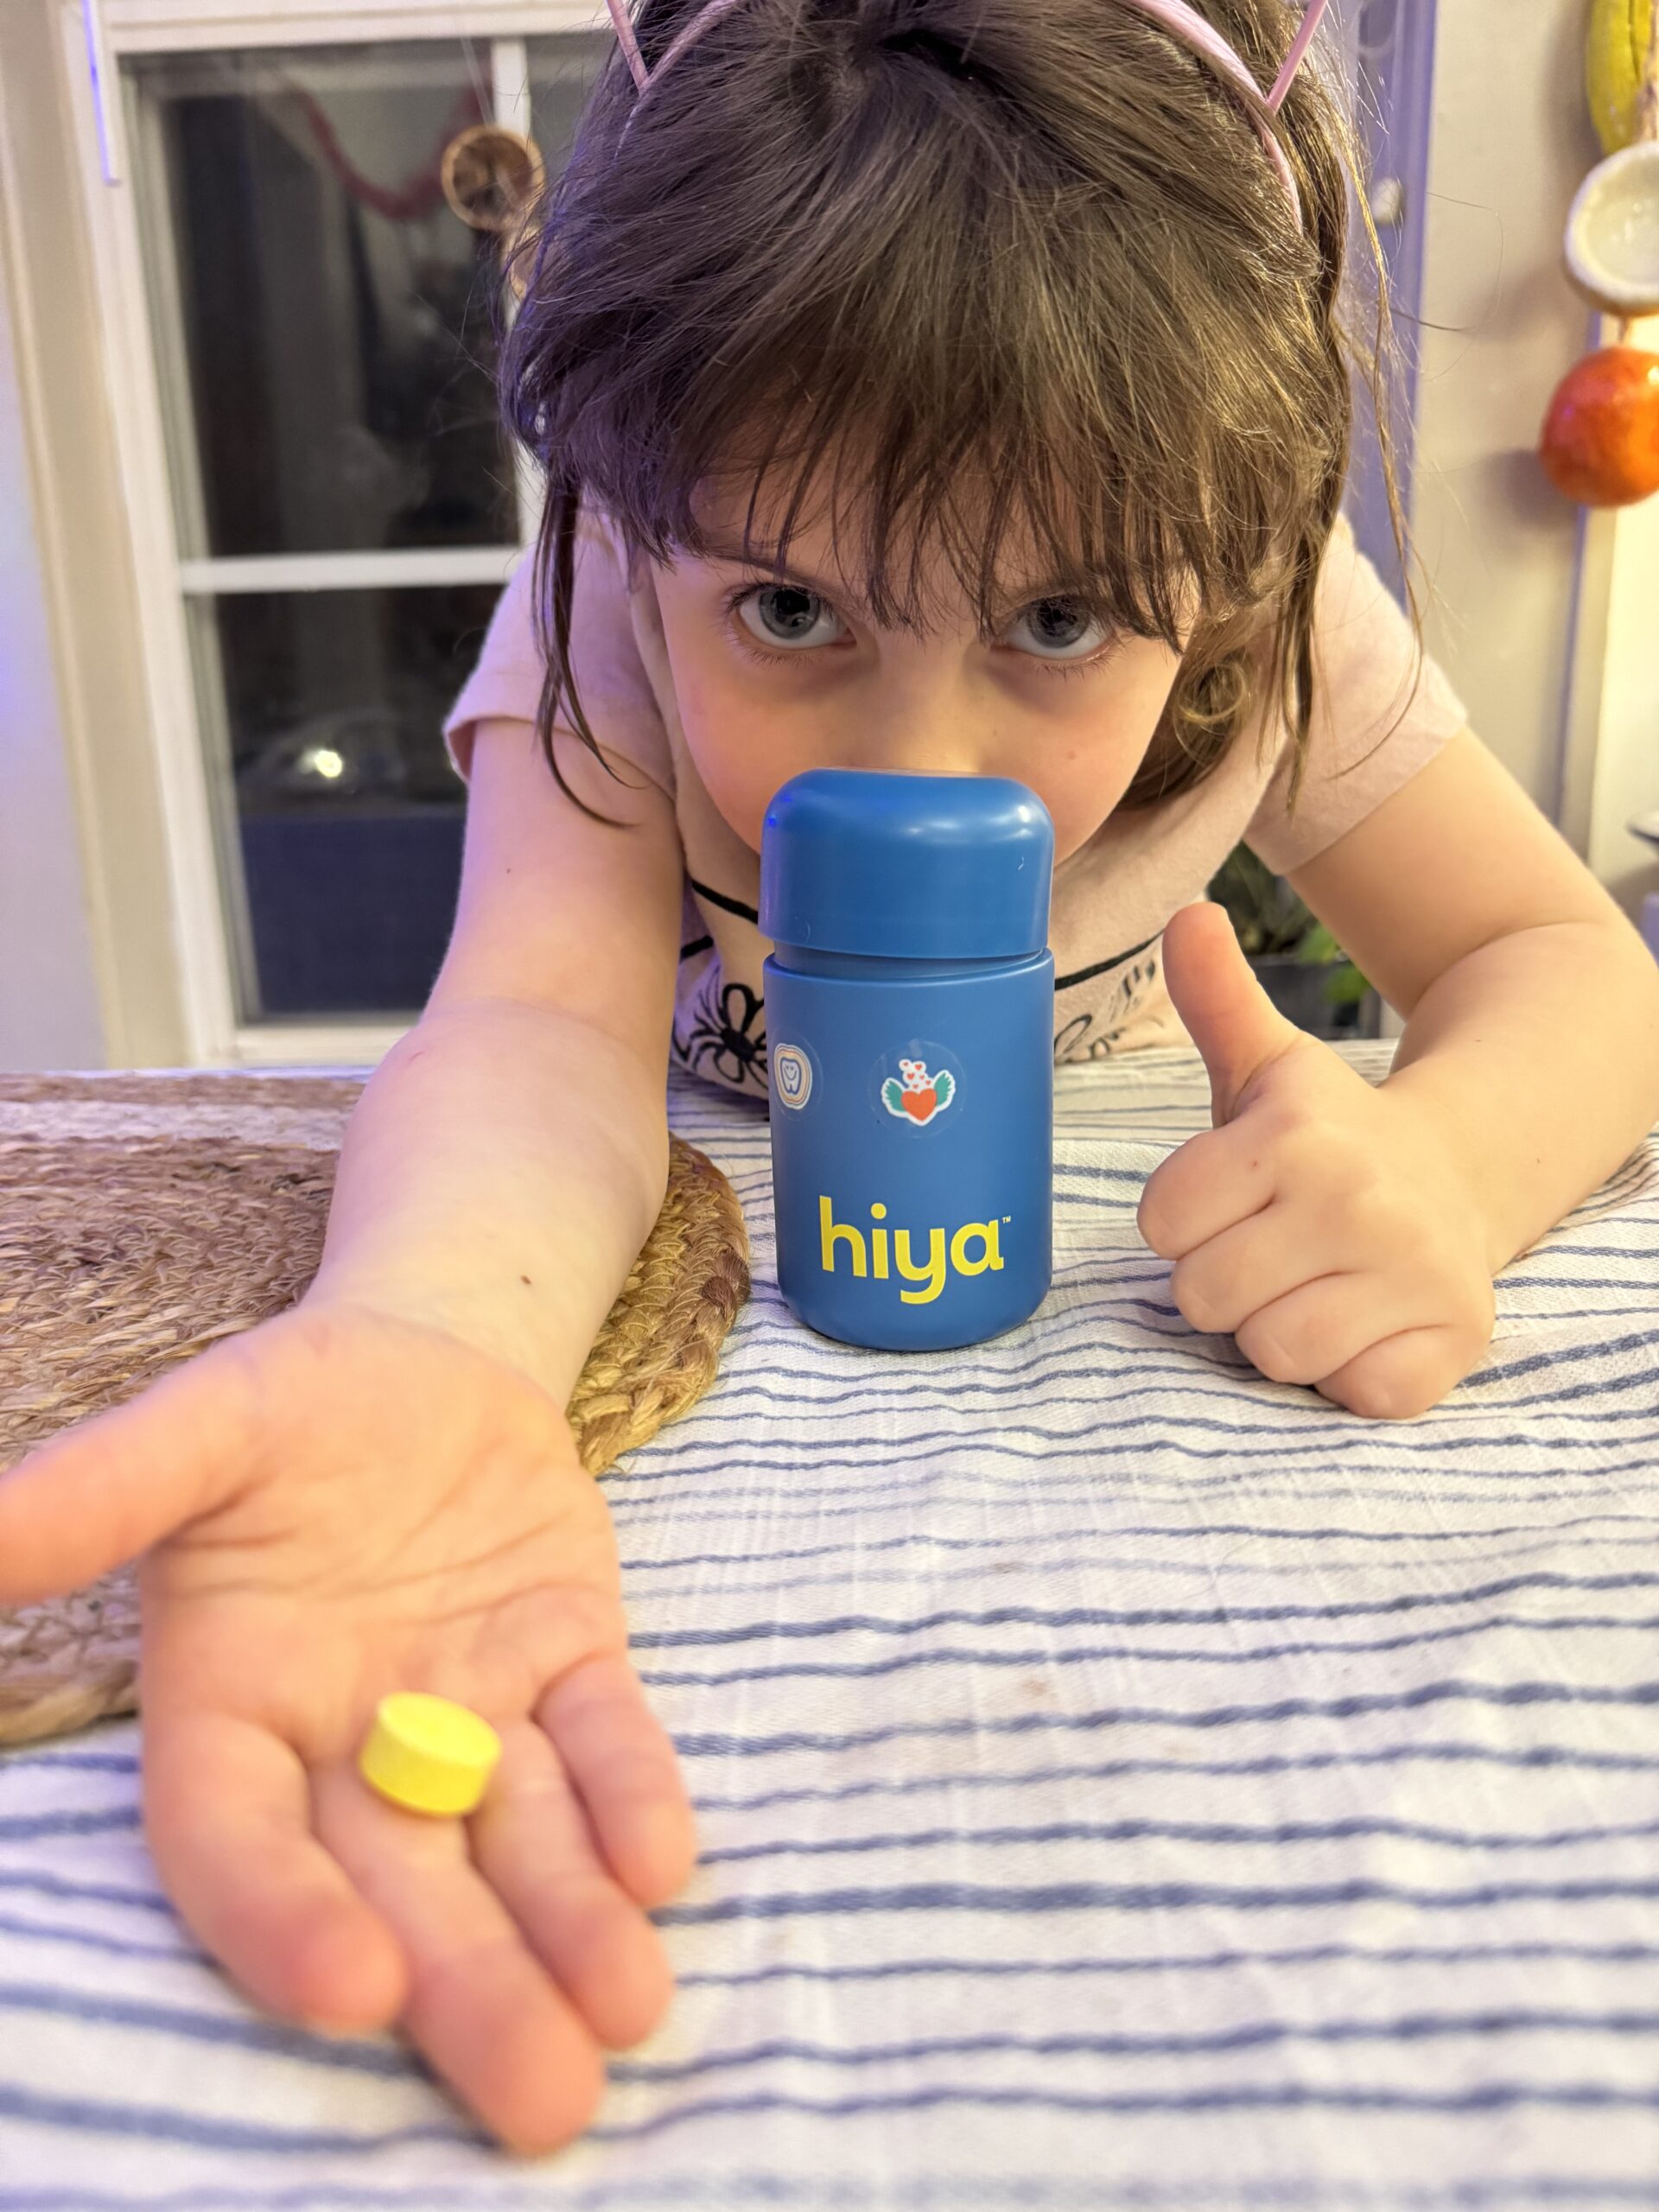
top-left (0, 1072), bottom-right (750, 1747)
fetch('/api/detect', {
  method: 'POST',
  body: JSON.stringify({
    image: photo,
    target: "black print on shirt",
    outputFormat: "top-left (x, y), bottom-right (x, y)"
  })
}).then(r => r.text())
top-left (1052, 950), bottom-right (1160, 1061)
top-left (673, 974), bottom-right (769, 1091)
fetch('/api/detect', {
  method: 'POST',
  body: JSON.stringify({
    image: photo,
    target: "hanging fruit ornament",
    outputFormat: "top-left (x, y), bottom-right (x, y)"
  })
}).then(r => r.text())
top-left (441, 124), bottom-right (546, 299)
top-left (1586, 0), bottom-right (1655, 156)
top-left (1540, 345), bottom-right (1659, 505)
top-left (1540, 0), bottom-right (1659, 505)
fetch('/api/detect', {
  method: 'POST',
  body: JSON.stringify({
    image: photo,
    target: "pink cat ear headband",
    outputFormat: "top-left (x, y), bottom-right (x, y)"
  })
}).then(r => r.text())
top-left (602, 0), bottom-right (1331, 229)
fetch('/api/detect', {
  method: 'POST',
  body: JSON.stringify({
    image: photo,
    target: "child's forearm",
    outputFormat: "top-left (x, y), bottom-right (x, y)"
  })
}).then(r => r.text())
top-left (307, 998), bottom-right (671, 1406)
top-left (1382, 918), bottom-right (1659, 1273)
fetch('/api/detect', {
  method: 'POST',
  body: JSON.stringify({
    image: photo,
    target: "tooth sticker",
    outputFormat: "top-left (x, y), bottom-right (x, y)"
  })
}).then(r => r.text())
top-left (773, 1046), bottom-right (812, 1110)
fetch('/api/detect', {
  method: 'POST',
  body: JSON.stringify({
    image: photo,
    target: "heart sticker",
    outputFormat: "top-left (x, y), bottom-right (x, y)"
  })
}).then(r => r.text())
top-left (882, 1058), bottom-right (957, 1128)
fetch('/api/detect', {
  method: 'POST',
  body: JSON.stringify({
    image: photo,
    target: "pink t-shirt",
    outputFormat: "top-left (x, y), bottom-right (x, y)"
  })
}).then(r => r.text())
top-left (443, 510), bottom-right (1467, 1101)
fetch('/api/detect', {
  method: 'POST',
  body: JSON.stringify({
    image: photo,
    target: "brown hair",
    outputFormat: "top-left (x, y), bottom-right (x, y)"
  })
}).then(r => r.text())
top-left (500, 0), bottom-right (1410, 822)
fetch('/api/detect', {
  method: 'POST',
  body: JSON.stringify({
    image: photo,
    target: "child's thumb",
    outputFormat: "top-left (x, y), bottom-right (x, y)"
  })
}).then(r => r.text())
top-left (1161, 900), bottom-right (1302, 1125)
top-left (0, 1355), bottom-right (247, 1604)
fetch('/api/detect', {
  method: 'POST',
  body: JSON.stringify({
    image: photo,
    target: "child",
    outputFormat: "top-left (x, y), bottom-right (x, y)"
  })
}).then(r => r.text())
top-left (3, 0), bottom-right (1657, 2161)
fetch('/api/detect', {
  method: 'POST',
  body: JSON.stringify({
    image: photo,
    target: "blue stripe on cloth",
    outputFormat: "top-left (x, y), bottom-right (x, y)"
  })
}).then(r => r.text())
top-left (0, 2082), bottom-right (480, 2154)
top-left (634, 1511), bottom-right (1659, 1562)
top-left (0, 1808), bottom-right (140, 1842)
top-left (626, 1539), bottom-right (1659, 1602)
top-left (653, 1876), bottom-right (1659, 1927)
top-left (575, 2082), bottom-right (1659, 2136)
top-left (613, 1466), bottom-right (1659, 1518)
top-left (605, 1407), bottom-right (1659, 1482)
top-left (6, 1921), bottom-right (1659, 1989)
top-left (9, 2077), bottom-right (1659, 2158)
top-left (0, 1912), bottom-right (202, 1963)
top-left (626, 1539), bottom-right (1659, 1594)
top-left (628, 1576), bottom-right (1659, 1646)
top-left (9, 1983), bottom-right (1659, 2091)
top-left (691, 1813), bottom-right (1659, 1866)
top-left (688, 1742), bottom-right (1659, 1811)
top-left (671, 1940), bottom-right (1659, 1986)
top-left (6, 2180), bottom-right (1656, 2209)
top-left (0, 1982), bottom-right (410, 2075)
top-left (637, 1613), bottom-right (1659, 1689)
top-left (0, 1870), bottom-right (172, 1915)
top-left (667, 1681), bottom-right (1659, 1761)
top-left (603, 2010), bottom-right (1659, 2081)
top-left (0, 1752), bottom-right (140, 1776)
top-left (613, 1518), bottom-right (1659, 1572)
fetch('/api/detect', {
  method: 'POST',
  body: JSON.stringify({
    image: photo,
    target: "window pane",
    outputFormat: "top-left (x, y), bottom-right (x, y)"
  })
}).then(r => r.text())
top-left (129, 44), bottom-right (518, 559)
top-left (194, 582), bottom-right (501, 1018)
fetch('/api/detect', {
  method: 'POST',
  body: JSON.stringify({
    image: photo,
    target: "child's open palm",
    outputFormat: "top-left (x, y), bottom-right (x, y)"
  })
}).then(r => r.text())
top-left (1140, 902), bottom-right (1498, 1419)
top-left (0, 1304), bottom-right (696, 2153)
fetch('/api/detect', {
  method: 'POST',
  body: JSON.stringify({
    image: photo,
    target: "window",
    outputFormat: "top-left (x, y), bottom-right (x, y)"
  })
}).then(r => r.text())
top-left (102, 16), bottom-right (608, 1050)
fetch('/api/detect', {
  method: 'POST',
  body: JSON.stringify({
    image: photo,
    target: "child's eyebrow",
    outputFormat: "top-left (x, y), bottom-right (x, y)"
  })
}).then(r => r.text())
top-left (697, 536), bottom-right (1104, 621)
top-left (696, 536), bottom-right (885, 612)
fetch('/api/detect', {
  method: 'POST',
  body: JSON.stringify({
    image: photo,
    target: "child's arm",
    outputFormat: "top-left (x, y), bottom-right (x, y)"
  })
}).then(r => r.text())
top-left (1290, 729), bottom-right (1659, 1270)
top-left (306, 715), bottom-right (684, 1407)
top-left (0, 715), bottom-right (697, 2154)
top-left (1139, 729), bottom-right (1659, 1419)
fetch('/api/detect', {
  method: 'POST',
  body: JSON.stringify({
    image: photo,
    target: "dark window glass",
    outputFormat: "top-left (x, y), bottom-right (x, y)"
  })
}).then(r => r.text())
top-left (130, 44), bottom-right (518, 557)
top-left (194, 582), bottom-right (502, 1016)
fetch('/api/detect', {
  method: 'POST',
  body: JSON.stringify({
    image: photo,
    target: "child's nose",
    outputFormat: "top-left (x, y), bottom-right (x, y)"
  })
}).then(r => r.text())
top-left (825, 648), bottom-right (992, 781)
top-left (843, 714), bottom-right (992, 784)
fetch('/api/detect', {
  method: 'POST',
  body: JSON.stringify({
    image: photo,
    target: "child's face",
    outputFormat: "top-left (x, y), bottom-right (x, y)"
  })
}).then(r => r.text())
top-left (649, 474), bottom-right (1189, 867)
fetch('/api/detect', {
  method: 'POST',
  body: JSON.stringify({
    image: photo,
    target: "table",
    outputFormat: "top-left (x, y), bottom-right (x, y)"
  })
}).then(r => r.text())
top-left (3, 1044), bottom-right (1659, 2209)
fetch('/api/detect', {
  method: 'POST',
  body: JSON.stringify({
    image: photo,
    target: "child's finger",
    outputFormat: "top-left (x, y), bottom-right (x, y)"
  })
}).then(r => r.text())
top-left (470, 1717), bottom-right (674, 2050)
top-left (0, 1353), bottom-right (250, 1604)
top-left (311, 1754), bottom-right (607, 2158)
top-left (539, 1651), bottom-right (698, 1910)
top-left (1168, 1208), bottom-right (1345, 1340)
top-left (1231, 1273), bottom-right (1439, 1389)
top-left (142, 1705), bottom-right (410, 2033)
top-left (1318, 1324), bottom-right (1486, 1423)
top-left (1136, 1122), bottom-right (1277, 1261)
top-left (1160, 901), bottom-right (1304, 1125)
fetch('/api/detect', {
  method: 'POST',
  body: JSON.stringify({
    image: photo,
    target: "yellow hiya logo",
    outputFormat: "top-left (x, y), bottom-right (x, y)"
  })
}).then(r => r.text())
top-left (819, 1197), bottom-right (1007, 1306)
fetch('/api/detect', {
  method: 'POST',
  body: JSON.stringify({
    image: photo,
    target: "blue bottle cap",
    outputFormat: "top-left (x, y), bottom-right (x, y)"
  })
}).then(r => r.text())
top-left (760, 769), bottom-right (1054, 962)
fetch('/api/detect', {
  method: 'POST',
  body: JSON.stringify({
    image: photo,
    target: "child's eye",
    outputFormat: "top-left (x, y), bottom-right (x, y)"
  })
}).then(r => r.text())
top-left (731, 584), bottom-right (848, 655)
top-left (1005, 599), bottom-right (1118, 672)
top-left (724, 582), bottom-right (1119, 679)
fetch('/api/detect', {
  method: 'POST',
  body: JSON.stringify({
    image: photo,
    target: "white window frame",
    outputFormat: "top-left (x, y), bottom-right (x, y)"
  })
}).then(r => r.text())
top-left (60, 0), bottom-right (606, 1065)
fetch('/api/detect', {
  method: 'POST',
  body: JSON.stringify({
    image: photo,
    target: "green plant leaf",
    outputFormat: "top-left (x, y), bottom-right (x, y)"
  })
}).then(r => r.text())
top-left (1206, 844), bottom-right (1316, 958)
top-left (1323, 961), bottom-right (1372, 1007)
top-left (1296, 921), bottom-right (1344, 967)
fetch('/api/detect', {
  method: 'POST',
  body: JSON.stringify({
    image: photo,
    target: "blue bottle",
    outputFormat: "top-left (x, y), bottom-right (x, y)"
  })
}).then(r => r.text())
top-left (760, 768), bottom-right (1055, 1352)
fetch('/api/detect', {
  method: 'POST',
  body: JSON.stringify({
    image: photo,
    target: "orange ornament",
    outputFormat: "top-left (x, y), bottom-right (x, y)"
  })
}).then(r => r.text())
top-left (1539, 346), bottom-right (1659, 506)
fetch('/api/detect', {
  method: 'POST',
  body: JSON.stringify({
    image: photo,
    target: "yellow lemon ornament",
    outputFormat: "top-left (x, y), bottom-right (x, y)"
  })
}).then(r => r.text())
top-left (358, 1693), bottom-right (504, 1816)
top-left (1587, 0), bottom-right (1656, 157)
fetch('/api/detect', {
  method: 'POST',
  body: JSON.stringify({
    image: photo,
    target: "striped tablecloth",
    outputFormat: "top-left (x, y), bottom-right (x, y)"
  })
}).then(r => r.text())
top-left (3, 1042), bottom-right (1659, 2209)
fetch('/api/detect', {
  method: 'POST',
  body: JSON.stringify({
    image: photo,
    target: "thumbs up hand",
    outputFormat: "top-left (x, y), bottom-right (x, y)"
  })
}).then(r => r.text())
top-left (1135, 902), bottom-right (1497, 1420)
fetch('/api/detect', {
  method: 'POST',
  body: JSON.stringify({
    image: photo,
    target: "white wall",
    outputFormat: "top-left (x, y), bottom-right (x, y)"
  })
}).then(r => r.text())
top-left (0, 157), bottom-right (105, 1069)
top-left (1411, 3), bottom-right (1608, 817)
top-left (0, 0), bottom-right (189, 1069)
top-left (1586, 306), bottom-right (1659, 918)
